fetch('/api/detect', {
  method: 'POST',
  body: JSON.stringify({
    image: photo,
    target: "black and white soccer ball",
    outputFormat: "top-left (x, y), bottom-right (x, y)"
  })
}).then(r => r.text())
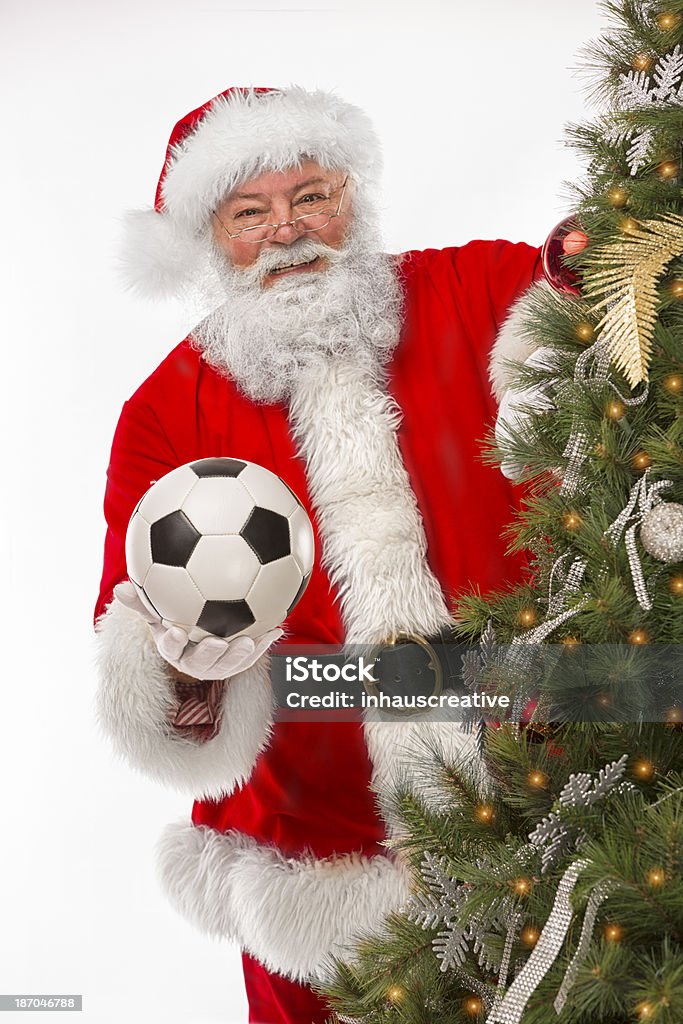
top-left (125, 457), bottom-right (314, 641)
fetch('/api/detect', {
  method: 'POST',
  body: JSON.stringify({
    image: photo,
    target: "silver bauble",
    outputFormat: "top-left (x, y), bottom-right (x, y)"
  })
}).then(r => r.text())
top-left (640, 502), bottom-right (683, 563)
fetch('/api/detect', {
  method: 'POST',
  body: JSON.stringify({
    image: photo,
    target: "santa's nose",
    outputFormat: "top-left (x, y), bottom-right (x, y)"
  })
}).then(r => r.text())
top-left (269, 220), bottom-right (301, 243)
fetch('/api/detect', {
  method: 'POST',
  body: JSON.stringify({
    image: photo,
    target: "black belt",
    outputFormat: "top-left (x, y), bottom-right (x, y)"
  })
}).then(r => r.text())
top-left (271, 630), bottom-right (467, 714)
top-left (365, 630), bottom-right (465, 702)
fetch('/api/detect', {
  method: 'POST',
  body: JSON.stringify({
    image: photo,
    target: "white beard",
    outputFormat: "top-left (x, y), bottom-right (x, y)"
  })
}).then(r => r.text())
top-left (191, 211), bottom-right (404, 403)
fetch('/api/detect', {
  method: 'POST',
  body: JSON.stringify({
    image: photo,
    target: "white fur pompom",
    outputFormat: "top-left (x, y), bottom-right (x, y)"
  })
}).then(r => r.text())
top-left (118, 208), bottom-right (210, 300)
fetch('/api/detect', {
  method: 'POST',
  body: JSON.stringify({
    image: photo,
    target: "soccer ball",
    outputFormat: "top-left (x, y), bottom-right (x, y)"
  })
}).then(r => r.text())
top-left (125, 457), bottom-right (314, 641)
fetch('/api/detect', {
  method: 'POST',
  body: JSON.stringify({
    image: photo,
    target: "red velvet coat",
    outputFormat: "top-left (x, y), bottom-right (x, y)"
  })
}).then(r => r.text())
top-left (95, 239), bottom-right (542, 1019)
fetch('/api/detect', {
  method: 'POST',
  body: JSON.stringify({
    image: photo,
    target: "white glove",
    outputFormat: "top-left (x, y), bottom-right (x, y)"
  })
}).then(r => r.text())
top-left (113, 581), bottom-right (283, 681)
top-left (494, 345), bottom-right (560, 481)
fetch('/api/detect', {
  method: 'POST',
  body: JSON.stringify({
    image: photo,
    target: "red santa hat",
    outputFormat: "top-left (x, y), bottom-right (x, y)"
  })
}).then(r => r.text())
top-left (121, 86), bottom-right (383, 298)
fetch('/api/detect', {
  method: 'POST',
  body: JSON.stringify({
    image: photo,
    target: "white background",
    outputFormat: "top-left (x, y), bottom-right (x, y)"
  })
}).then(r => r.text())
top-left (3, 1), bottom-right (604, 1021)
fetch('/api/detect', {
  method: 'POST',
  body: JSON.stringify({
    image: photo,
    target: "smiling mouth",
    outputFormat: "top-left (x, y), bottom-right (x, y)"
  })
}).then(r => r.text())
top-left (268, 255), bottom-right (321, 277)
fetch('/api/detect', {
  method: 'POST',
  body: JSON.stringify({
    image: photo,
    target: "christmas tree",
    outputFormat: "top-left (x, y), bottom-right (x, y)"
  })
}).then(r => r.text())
top-left (321, 2), bottom-right (683, 1021)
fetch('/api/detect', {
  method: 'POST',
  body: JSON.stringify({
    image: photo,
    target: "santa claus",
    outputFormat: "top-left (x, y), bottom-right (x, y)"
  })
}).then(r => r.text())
top-left (94, 86), bottom-right (560, 1022)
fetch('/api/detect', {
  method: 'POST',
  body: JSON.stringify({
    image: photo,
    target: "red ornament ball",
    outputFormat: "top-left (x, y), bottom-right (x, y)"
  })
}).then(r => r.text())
top-left (541, 218), bottom-right (586, 296)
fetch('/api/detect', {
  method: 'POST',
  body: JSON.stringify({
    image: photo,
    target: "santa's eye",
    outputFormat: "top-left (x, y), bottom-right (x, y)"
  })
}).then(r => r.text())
top-left (234, 208), bottom-right (264, 219)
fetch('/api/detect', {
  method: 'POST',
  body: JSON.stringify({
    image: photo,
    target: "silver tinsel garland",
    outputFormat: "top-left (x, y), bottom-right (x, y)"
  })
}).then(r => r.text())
top-left (505, 554), bottom-right (589, 698)
top-left (558, 338), bottom-right (611, 498)
top-left (485, 859), bottom-right (590, 1024)
top-left (559, 336), bottom-right (648, 498)
top-left (605, 470), bottom-right (675, 609)
top-left (553, 879), bottom-right (616, 1014)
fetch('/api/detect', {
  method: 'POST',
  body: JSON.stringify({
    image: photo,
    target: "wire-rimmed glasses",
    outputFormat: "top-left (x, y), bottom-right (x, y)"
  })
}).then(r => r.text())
top-left (213, 176), bottom-right (349, 243)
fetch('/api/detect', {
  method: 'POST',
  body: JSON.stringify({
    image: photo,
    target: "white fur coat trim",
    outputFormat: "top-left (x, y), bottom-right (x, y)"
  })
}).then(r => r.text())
top-left (94, 598), bottom-right (272, 800)
top-left (488, 281), bottom-right (549, 402)
top-left (156, 819), bottom-right (410, 984)
top-left (288, 360), bottom-right (453, 644)
top-left (288, 360), bottom-right (483, 828)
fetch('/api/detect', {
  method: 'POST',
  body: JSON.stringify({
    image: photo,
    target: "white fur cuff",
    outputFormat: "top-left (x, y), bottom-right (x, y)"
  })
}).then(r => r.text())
top-left (156, 820), bottom-right (411, 984)
top-left (94, 598), bottom-right (273, 800)
top-left (488, 281), bottom-right (551, 402)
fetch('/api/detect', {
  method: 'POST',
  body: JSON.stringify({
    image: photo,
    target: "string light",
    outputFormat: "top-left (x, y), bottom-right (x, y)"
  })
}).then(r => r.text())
top-left (527, 769), bottom-right (549, 789)
top-left (646, 867), bottom-right (666, 887)
top-left (657, 11), bottom-right (681, 31)
top-left (603, 922), bottom-right (624, 942)
top-left (631, 450), bottom-right (652, 471)
top-left (620, 216), bottom-right (640, 235)
top-left (631, 53), bottom-right (653, 72)
top-left (475, 803), bottom-right (495, 823)
top-left (517, 607), bottom-right (538, 627)
top-left (562, 511), bottom-right (583, 531)
top-left (606, 398), bottom-right (626, 420)
top-left (657, 159), bottom-right (679, 179)
top-left (521, 925), bottom-right (540, 947)
top-left (669, 574), bottom-right (683, 595)
top-left (386, 984), bottom-right (405, 1004)
top-left (632, 757), bottom-right (655, 780)
top-left (511, 877), bottom-right (533, 896)
top-left (665, 705), bottom-right (683, 724)
top-left (669, 278), bottom-right (683, 298)
top-left (561, 634), bottom-right (582, 646)
top-left (575, 321), bottom-right (595, 342)
top-left (628, 628), bottom-right (649, 645)
top-left (636, 1000), bottom-right (655, 1019)
top-left (464, 996), bottom-right (484, 1016)
top-left (663, 373), bottom-right (683, 394)
top-left (607, 184), bottom-right (629, 206)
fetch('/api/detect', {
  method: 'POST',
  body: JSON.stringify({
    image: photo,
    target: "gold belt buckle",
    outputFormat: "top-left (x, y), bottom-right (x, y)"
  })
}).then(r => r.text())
top-left (364, 631), bottom-right (443, 713)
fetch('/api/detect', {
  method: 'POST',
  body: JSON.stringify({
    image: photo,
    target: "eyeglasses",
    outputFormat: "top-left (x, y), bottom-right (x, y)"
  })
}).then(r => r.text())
top-left (212, 176), bottom-right (349, 243)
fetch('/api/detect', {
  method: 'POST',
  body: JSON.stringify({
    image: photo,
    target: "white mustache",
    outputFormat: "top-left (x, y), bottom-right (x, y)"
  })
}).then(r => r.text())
top-left (249, 238), bottom-right (339, 283)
